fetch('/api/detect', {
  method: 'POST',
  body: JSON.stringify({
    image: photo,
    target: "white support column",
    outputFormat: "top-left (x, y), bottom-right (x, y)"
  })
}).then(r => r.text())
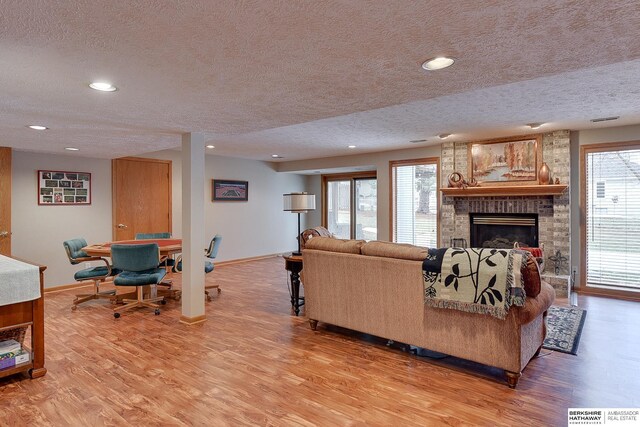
top-left (180, 132), bottom-right (206, 324)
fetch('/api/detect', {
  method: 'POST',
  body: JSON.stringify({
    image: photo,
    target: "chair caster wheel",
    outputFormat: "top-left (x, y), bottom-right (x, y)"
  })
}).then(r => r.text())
top-left (155, 309), bottom-right (160, 315)
top-left (114, 312), bottom-right (120, 319)
top-left (217, 288), bottom-right (221, 294)
top-left (160, 299), bottom-right (167, 305)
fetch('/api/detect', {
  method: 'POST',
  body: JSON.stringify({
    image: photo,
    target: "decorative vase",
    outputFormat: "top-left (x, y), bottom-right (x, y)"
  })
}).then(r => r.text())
top-left (538, 162), bottom-right (550, 185)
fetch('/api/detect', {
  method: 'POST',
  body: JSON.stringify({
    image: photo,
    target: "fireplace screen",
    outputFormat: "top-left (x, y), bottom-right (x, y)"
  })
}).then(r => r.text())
top-left (470, 214), bottom-right (538, 248)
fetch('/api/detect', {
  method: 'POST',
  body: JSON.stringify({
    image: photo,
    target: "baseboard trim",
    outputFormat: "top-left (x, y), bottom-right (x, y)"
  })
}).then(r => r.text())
top-left (44, 254), bottom-right (280, 293)
top-left (216, 253), bottom-right (279, 267)
top-left (576, 287), bottom-right (640, 302)
top-left (44, 282), bottom-right (92, 294)
top-left (179, 314), bottom-right (207, 325)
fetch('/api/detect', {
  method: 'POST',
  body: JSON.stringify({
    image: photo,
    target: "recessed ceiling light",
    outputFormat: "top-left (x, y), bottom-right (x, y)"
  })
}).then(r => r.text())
top-left (271, 154), bottom-right (283, 159)
top-left (89, 82), bottom-right (117, 92)
top-left (422, 56), bottom-right (455, 71)
top-left (206, 145), bottom-right (215, 149)
top-left (347, 145), bottom-right (356, 149)
top-left (65, 147), bottom-right (79, 151)
top-left (591, 116), bottom-right (620, 123)
top-left (28, 125), bottom-right (48, 130)
top-left (527, 123), bottom-right (544, 129)
top-left (438, 133), bottom-right (452, 139)
top-left (410, 139), bottom-right (427, 143)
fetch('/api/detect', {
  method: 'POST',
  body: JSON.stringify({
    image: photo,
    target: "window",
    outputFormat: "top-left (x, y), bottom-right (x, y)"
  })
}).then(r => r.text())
top-left (390, 158), bottom-right (439, 247)
top-left (584, 144), bottom-right (640, 291)
top-left (323, 172), bottom-right (377, 240)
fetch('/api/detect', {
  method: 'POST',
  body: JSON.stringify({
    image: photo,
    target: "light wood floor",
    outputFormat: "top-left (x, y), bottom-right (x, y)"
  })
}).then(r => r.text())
top-left (1, 257), bottom-right (638, 426)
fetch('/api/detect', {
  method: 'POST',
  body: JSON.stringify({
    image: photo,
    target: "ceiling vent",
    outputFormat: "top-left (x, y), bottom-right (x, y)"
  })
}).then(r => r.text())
top-left (590, 116), bottom-right (620, 123)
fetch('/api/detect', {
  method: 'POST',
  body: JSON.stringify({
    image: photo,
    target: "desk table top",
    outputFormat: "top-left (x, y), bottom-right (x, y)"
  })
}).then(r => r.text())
top-left (82, 239), bottom-right (182, 256)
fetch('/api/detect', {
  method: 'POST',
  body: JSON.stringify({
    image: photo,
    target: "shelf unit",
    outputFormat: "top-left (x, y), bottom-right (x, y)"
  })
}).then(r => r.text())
top-left (0, 261), bottom-right (46, 380)
top-left (440, 184), bottom-right (568, 197)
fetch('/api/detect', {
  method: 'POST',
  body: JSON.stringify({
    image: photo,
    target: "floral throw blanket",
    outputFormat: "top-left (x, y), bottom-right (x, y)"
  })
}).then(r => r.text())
top-left (422, 248), bottom-right (529, 319)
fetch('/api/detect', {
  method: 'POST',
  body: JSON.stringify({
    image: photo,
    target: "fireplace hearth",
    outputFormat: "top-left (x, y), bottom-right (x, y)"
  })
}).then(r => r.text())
top-left (470, 213), bottom-right (538, 248)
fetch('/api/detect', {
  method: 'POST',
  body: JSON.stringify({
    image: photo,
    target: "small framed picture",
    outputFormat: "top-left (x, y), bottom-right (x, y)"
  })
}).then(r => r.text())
top-left (38, 170), bottom-right (91, 205)
top-left (212, 179), bottom-right (248, 201)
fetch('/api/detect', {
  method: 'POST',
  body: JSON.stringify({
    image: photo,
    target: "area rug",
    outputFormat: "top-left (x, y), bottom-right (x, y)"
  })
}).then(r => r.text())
top-left (543, 305), bottom-right (587, 355)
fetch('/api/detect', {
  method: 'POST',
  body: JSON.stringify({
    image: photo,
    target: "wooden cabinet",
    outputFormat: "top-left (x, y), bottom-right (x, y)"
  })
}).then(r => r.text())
top-left (0, 261), bottom-right (46, 379)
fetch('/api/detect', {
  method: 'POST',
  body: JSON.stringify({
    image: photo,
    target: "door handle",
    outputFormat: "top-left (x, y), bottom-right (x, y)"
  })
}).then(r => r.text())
top-left (0, 231), bottom-right (11, 238)
top-left (117, 224), bottom-right (128, 229)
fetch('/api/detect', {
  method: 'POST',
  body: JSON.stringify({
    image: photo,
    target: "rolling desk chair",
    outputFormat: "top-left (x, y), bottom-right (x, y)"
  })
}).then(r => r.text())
top-left (110, 243), bottom-right (167, 318)
top-left (63, 238), bottom-right (121, 310)
top-left (173, 234), bottom-right (222, 301)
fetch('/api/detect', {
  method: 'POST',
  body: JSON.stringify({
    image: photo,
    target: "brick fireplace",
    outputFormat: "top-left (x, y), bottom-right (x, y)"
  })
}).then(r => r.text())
top-left (440, 130), bottom-right (571, 296)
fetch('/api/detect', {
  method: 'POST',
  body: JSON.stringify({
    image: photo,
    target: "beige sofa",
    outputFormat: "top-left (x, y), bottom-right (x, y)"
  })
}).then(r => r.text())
top-left (302, 238), bottom-right (555, 388)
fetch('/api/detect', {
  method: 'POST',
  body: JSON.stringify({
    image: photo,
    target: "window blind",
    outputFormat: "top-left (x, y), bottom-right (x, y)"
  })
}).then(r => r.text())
top-left (392, 162), bottom-right (438, 247)
top-left (586, 149), bottom-right (640, 289)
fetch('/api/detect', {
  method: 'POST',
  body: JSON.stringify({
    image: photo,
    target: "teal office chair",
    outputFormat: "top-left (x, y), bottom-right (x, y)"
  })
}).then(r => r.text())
top-left (135, 231), bottom-right (177, 297)
top-left (173, 235), bottom-right (222, 301)
top-left (63, 238), bottom-right (121, 310)
top-left (110, 243), bottom-right (167, 318)
top-left (135, 232), bottom-right (175, 268)
top-left (135, 232), bottom-right (171, 239)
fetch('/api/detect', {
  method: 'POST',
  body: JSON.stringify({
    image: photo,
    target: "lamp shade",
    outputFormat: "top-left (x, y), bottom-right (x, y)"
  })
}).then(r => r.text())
top-left (283, 192), bottom-right (316, 212)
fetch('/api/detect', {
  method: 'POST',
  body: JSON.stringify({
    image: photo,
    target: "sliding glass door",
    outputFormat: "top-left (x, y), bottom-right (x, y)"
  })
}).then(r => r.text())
top-left (584, 143), bottom-right (640, 291)
top-left (355, 178), bottom-right (377, 240)
top-left (323, 173), bottom-right (377, 240)
top-left (390, 158), bottom-right (439, 247)
top-left (326, 180), bottom-right (351, 239)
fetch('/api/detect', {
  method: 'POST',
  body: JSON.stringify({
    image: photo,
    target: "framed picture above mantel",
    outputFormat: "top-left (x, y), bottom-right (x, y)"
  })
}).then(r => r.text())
top-left (37, 170), bottom-right (92, 205)
top-left (468, 134), bottom-right (542, 186)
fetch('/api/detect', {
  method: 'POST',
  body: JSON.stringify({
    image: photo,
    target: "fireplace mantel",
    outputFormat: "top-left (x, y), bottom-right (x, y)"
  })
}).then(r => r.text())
top-left (440, 184), bottom-right (568, 198)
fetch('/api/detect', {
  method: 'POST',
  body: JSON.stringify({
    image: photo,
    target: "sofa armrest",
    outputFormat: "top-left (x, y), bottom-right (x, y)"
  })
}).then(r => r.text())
top-left (518, 281), bottom-right (555, 324)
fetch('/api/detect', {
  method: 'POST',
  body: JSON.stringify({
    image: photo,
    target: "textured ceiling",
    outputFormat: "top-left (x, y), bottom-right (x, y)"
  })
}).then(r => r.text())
top-left (1, 0), bottom-right (640, 160)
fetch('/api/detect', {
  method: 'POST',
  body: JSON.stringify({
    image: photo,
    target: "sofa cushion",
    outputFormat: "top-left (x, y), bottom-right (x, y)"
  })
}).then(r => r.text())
top-left (518, 281), bottom-right (555, 324)
top-left (300, 226), bottom-right (334, 250)
top-left (361, 241), bottom-right (429, 261)
top-left (521, 253), bottom-right (542, 298)
top-left (304, 237), bottom-right (364, 254)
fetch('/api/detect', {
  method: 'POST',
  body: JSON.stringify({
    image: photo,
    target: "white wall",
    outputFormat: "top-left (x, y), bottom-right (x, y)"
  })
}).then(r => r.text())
top-left (11, 150), bottom-right (305, 288)
top-left (281, 145), bottom-right (442, 242)
top-left (12, 151), bottom-right (113, 287)
top-left (144, 149), bottom-right (307, 262)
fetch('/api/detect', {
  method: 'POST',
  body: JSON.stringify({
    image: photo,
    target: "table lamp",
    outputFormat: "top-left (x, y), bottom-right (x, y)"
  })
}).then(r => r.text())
top-left (283, 192), bottom-right (316, 255)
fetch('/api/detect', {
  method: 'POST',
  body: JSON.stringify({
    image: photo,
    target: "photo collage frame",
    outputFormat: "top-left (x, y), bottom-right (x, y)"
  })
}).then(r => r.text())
top-left (38, 170), bottom-right (91, 205)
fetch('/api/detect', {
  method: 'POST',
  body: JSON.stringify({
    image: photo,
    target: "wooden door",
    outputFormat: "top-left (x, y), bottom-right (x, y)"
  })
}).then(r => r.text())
top-left (0, 147), bottom-right (11, 255)
top-left (112, 157), bottom-right (172, 240)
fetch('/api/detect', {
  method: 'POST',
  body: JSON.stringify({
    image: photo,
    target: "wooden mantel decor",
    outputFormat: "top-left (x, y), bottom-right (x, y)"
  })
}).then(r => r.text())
top-left (440, 184), bottom-right (568, 197)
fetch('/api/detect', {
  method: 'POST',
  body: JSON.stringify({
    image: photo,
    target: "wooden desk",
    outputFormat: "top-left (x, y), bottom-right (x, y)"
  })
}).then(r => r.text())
top-left (82, 238), bottom-right (182, 258)
top-left (0, 259), bottom-right (46, 380)
top-left (284, 254), bottom-right (304, 316)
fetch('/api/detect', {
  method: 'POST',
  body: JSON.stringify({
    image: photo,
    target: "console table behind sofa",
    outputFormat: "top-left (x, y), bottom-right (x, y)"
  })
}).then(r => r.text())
top-left (0, 259), bottom-right (47, 379)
